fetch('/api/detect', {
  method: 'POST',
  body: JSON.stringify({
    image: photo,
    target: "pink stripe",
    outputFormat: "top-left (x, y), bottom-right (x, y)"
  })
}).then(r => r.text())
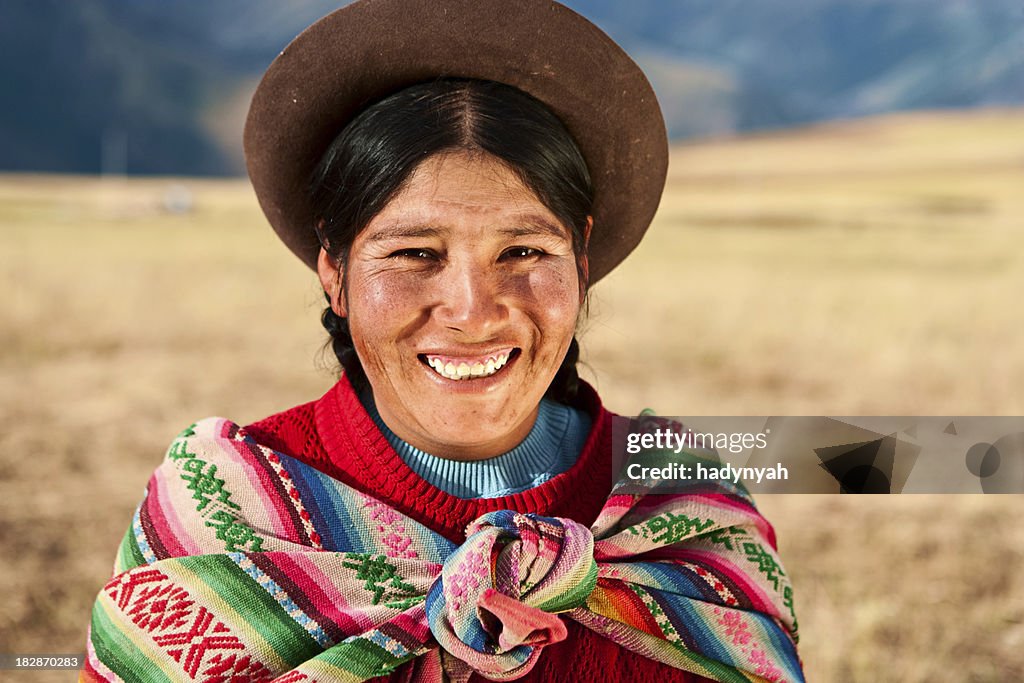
top-left (84, 625), bottom-right (115, 681)
top-left (222, 438), bottom-right (298, 541)
top-left (390, 606), bottom-right (432, 641)
top-left (593, 542), bottom-right (630, 559)
top-left (148, 471), bottom-right (201, 557)
top-left (288, 554), bottom-right (381, 632)
top-left (602, 494), bottom-right (635, 510)
top-left (215, 418), bottom-right (235, 439)
top-left (262, 553), bottom-right (365, 637)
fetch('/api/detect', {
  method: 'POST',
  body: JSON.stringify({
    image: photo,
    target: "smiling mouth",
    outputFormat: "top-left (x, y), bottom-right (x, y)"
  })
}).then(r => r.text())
top-left (419, 349), bottom-right (520, 381)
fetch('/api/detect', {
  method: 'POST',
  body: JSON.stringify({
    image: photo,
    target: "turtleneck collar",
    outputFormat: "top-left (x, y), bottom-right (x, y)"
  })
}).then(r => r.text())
top-left (358, 388), bottom-right (591, 499)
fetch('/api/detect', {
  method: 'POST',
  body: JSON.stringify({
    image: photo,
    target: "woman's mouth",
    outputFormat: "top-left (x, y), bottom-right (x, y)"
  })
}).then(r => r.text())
top-left (419, 348), bottom-right (519, 381)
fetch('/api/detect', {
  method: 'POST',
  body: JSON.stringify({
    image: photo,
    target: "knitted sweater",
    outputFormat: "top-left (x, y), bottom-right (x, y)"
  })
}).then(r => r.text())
top-left (245, 374), bottom-right (713, 682)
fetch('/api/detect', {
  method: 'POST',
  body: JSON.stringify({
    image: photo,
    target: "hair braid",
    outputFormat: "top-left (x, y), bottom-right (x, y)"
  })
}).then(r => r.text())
top-left (320, 294), bottom-right (369, 394)
top-left (545, 336), bottom-right (581, 404)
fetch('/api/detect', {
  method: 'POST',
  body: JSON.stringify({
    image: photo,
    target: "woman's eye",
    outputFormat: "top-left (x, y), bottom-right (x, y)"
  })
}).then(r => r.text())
top-left (391, 248), bottom-right (435, 259)
top-left (501, 246), bottom-right (543, 260)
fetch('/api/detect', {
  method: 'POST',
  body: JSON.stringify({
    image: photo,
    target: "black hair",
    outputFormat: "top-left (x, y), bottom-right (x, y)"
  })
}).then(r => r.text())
top-left (311, 78), bottom-right (592, 403)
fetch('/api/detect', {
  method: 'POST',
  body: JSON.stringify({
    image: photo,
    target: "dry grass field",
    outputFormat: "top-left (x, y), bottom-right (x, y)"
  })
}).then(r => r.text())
top-left (1, 108), bottom-right (1023, 682)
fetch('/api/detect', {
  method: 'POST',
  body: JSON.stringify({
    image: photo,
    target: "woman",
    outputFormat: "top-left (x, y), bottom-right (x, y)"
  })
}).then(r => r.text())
top-left (83, 2), bottom-right (803, 681)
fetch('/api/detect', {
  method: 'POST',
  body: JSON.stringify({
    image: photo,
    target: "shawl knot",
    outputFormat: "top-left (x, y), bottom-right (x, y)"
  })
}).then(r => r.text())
top-left (424, 511), bottom-right (597, 679)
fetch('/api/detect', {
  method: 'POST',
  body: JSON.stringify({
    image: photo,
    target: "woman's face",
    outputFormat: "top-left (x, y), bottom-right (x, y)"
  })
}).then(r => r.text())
top-left (318, 151), bottom-right (587, 460)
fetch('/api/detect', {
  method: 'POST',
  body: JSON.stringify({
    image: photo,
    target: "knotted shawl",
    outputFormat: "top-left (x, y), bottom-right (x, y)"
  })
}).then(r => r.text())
top-left (84, 418), bottom-right (803, 682)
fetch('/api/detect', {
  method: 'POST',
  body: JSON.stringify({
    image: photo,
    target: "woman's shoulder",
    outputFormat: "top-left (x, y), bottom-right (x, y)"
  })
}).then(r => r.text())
top-left (156, 394), bottom-right (333, 480)
top-left (235, 379), bottom-right (358, 480)
top-left (243, 397), bottom-right (320, 457)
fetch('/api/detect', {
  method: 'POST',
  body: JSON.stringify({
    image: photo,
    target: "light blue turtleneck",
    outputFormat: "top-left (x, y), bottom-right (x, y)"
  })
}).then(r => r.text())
top-left (359, 390), bottom-right (591, 499)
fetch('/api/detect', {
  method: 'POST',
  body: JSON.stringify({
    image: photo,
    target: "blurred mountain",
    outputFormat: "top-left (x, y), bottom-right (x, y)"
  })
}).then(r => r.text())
top-left (1, 0), bottom-right (1021, 175)
top-left (0, 0), bottom-right (243, 175)
top-left (566, 0), bottom-right (1024, 130)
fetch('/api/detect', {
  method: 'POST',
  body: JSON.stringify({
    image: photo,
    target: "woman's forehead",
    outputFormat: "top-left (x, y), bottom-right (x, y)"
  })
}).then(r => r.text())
top-left (360, 152), bottom-right (571, 241)
top-left (360, 218), bottom-right (571, 245)
top-left (401, 152), bottom-right (539, 205)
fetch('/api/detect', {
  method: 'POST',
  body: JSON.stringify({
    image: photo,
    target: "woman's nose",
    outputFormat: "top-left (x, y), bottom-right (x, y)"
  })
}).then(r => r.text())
top-left (433, 261), bottom-right (508, 336)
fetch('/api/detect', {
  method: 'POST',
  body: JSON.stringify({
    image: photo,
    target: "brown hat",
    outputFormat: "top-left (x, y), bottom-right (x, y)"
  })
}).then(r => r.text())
top-left (244, 0), bottom-right (667, 284)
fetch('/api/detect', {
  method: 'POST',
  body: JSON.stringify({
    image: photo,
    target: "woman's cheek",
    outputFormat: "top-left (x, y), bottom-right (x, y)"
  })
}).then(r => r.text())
top-left (520, 261), bottom-right (581, 323)
top-left (506, 263), bottom-right (579, 378)
top-left (347, 270), bottom-right (428, 373)
top-left (352, 270), bottom-right (428, 320)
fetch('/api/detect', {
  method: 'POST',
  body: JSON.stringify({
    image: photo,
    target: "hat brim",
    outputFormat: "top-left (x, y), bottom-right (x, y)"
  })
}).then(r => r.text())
top-left (244, 0), bottom-right (668, 284)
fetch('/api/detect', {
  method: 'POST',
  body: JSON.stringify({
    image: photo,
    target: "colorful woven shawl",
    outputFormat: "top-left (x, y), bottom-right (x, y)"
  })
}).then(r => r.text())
top-left (84, 418), bottom-right (803, 683)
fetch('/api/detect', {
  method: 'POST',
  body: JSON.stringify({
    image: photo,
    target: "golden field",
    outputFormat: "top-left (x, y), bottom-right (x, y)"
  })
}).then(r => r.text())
top-left (1, 108), bottom-right (1022, 681)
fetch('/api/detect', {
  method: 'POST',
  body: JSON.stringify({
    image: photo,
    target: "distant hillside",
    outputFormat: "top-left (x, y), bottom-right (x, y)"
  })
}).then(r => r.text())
top-left (1, 0), bottom-right (1021, 175)
top-left (568, 0), bottom-right (1024, 129)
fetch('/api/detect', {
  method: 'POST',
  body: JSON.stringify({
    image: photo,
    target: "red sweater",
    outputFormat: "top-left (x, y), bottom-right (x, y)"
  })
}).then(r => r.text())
top-left (246, 375), bottom-right (713, 683)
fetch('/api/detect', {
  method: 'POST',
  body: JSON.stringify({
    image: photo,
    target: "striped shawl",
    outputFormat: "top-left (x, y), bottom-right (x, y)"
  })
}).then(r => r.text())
top-left (83, 418), bottom-right (803, 682)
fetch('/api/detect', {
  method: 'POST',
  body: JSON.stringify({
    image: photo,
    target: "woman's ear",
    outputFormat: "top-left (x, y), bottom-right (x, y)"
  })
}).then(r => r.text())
top-left (317, 247), bottom-right (347, 317)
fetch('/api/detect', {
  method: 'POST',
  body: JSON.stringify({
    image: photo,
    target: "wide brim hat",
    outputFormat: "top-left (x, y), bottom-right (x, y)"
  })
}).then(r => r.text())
top-left (244, 0), bottom-right (668, 284)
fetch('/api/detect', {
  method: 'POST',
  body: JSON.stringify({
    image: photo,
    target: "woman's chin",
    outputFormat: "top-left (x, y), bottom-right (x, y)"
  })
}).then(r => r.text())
top-left (401, 400), bottom-right (538, 459)
top-left (370, 352), bottom-right (548, 457)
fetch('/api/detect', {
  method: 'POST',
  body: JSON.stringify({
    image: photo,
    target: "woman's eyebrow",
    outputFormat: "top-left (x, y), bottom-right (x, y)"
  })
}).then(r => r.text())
top-left (498, 218), bottom-right (571, 240)
top-left (365, 218), bottom-right (570, 242)
top-left (364, 225), bottom-right (445, 242)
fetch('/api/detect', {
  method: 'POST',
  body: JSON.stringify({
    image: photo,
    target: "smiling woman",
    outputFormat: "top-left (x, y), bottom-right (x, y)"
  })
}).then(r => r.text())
top-left (312, 80), bottom-right (591, 462)
top-left (82, 1), bottom-right (803, 682)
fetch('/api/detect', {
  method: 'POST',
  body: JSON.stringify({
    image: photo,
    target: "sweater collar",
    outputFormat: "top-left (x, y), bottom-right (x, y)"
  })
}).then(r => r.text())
top-left (313, 373), bottom-right (614, 543)
top-left (358, 389), bottom-right (591, 498)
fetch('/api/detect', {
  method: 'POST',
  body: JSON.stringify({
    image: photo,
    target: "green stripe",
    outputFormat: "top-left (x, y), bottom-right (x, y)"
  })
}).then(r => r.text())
top-left (314, 636), bottom-right (416, 678)
top-left (539, 560), bottom-right (598, 612)
top-left (91, 600), bottom-right (173, 683)
top-left (178, 555), bottom-right (321, 666)
top-left (116, 526), bottom-right (146, 573)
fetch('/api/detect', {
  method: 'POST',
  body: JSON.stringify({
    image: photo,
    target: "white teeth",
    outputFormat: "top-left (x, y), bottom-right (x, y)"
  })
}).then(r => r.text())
top-left (425, 352), bottom-right (513, 380)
